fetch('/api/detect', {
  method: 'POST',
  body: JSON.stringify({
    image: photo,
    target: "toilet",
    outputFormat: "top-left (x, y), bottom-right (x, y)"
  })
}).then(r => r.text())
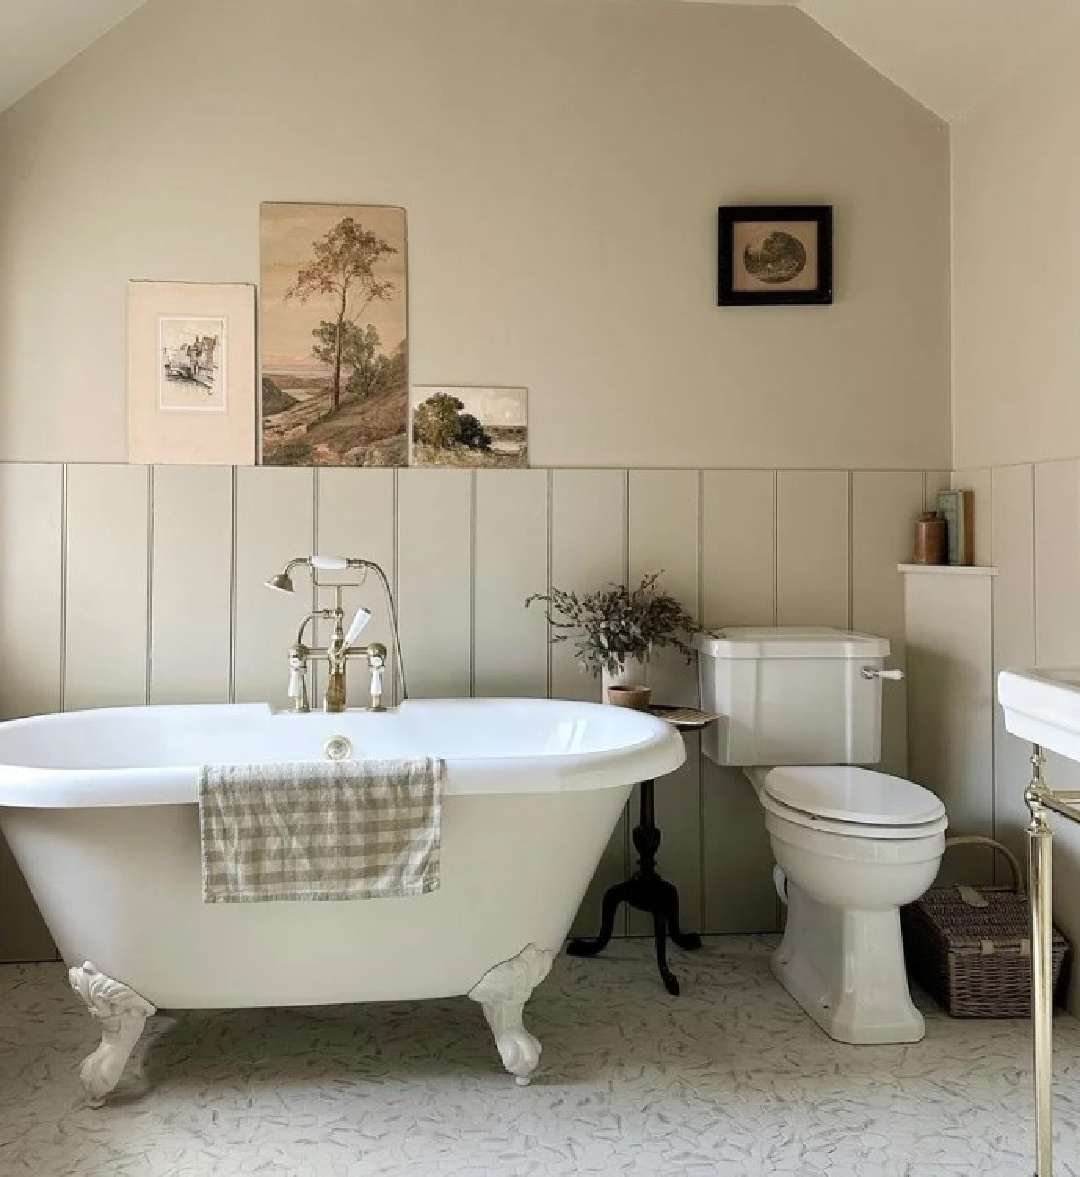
top-left (694, 627), bottom-right (947, 1045)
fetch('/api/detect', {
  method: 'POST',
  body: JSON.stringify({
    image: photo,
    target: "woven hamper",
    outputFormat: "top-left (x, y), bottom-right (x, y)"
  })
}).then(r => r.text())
top-left (901, 835), bottom-right (1070, 1018)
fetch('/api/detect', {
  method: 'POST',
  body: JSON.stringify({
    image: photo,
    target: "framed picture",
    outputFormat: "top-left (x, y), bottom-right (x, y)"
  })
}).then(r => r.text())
top-left (128, 281), bottom-right (256, 464)
top-left (260, 202), bottom-right (408, 467)
top-left (717, 205), bottom-right (832, 306)
top-left (409, 386), bottom-right (528, 468)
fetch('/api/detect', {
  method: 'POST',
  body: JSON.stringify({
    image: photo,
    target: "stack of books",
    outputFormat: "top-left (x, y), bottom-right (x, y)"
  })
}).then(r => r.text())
top-left (936, 489), bottom-right (974, 566)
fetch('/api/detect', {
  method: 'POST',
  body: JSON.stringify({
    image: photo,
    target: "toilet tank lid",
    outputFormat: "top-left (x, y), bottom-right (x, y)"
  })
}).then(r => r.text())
top-left (692, 627), bottom-right (890, 660)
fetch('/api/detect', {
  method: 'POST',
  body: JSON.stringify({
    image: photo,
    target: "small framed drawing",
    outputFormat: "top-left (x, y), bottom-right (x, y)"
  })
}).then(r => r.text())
top-left (128, 281), bottom-right (256, 464)
top-left (409, 386), bottom-right (528, 468)
top-left (717, 205), bottom-right (832, 306)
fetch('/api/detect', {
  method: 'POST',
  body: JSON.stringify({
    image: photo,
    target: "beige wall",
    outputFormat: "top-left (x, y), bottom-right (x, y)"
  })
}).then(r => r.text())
top-left (953, 16), bottom-right (1080, 469)
top-left (0, 0), bottom-right (951, 468)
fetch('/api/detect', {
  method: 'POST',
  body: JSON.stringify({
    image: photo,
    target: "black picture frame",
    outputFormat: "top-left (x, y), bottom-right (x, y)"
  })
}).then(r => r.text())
top-left (717, 205), bottom-right (833, 306)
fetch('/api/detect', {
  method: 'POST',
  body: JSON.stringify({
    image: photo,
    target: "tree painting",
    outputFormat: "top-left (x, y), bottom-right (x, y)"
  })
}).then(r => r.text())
top-left (410, 387), bottom-right (528, 469)
top-left (260, 204), bottom-right (408, 466)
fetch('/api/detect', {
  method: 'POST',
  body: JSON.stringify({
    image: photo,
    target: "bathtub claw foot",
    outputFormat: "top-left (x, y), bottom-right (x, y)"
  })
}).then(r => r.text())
top-left (69, 962), bottom-right (156, 1106)
top-left (468, 944), bottom-right (553, 1085)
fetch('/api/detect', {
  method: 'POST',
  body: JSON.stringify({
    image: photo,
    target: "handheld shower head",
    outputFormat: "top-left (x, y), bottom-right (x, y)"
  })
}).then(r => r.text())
top-left (265, 571), bottom-right (295, 594)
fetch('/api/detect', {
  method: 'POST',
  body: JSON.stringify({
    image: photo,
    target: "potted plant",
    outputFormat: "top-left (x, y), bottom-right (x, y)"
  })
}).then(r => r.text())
top-left (526, 571), bottom-right (696, 709)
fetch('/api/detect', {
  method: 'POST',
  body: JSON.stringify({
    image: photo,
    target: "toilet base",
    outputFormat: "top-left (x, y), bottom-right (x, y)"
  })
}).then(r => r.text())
top-left (772, 880), bottom-right (925, 1045)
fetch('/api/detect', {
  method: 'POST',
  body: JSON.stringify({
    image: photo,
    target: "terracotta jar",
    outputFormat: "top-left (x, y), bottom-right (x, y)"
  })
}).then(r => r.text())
top-left (913, 512), bottom-right (946, 565)
top-left (606, 685), bottom-right (652, 711)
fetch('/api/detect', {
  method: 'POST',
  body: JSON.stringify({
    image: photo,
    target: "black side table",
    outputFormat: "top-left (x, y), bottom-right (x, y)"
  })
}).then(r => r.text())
top-left (566, 706), bottom-right (718, 995)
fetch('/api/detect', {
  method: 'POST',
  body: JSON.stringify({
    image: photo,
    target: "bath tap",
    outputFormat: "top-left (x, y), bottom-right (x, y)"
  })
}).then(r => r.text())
top-left (264, 555), bottom-right (407, 713)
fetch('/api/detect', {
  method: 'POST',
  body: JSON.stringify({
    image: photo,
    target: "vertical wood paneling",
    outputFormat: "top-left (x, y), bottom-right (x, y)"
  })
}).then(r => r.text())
top-left (924, 470), bottom-right (952, 511)
top-left (474, 470), bottom-right (548, 698)
top-left (852, 471), bottom-right (924, 776)
top-left (5, 460), bottom-right (1023, 956)
top-left (150, 466), bottom-right (233, 704)
top-left (991, 464), bottom-right (1036, 868)
top-left (905, 569), bottom-right (996, 883)
top-left (397, 469), bottom-right (472, 698)
top-left (776, 470), bottom-right (850, 627)
top-left (701, 757), bottom-right (779, 934)
top-left (316, 469), bottom-right (397, 702)
top-left (233, 467), bottom-right (315, 706)
top-left (952, 468), bottom-right (993, 566)
top-left (700, 468), bottom-right (778, 933)
top-left (1034, 461), bottom-right (1080, 667)
top-left (1032, 460), bottom-right (1080, 1008)
top-left (0, 464), bottom-right (63, 720)
top-left (1032, 460), bottom-right (1080, 870)
top-left (0, 469), bottom-right (62, 959)
top-left (550, 470), bottom-right (626, 701)
top-left (629, 471), bottom-right (701, 933)
top-left (64, 464), bottom-right (150, 710)
top-left (628, 470), bottom-right (700, 707)
top-left (701, 470), bottom-right (775, 629)
top-left (550, 469), bottom-right (628, 937)
top-left (0, 836), bottom-right (54, 962)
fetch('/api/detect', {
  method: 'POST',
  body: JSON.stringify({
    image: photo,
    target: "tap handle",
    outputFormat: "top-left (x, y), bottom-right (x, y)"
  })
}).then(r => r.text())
top-left (288, 644), bottom-right (310, 710)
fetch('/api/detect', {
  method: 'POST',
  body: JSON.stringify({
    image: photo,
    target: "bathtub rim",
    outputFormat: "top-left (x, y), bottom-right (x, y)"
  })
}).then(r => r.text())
top-left (0, 697), bottom-right (686, 808)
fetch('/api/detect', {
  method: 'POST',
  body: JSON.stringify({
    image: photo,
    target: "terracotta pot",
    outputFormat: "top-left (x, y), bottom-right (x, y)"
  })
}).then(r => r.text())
top-left (606, 685), bottom-right (652, 711)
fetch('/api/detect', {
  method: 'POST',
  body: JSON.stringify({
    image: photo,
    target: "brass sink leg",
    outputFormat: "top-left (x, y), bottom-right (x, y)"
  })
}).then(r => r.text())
top-left (1026, 744), bottom-right (1054, 1177)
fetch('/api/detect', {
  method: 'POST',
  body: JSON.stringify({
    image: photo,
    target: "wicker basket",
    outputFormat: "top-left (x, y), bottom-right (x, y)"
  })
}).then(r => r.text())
top-left (901, 835), bottom-right (1070, 1018)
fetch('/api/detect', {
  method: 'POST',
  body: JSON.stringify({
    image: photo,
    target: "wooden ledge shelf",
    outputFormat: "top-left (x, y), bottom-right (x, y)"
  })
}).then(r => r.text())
top-left (898, 564), bottom-right (998, 576)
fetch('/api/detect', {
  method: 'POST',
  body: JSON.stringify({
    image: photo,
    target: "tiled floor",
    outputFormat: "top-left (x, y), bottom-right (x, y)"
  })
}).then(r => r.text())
top-left (1, 936), bottom-right (1077, 1176)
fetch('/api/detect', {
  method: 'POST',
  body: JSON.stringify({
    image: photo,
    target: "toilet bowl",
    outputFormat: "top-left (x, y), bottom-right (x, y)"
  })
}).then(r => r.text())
top-left (694, 627), bottom-right (948, 1045)
top-left (750, 765), bottom-right (946, 1044)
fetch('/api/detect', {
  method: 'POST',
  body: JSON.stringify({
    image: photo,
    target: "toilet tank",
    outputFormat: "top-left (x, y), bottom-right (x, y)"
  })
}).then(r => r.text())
top-left (693, 627), bottom-right (892, 767)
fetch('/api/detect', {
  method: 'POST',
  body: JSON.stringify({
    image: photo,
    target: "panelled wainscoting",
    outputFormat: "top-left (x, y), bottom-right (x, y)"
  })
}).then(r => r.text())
top-left (950, 459), bottom-right (1080, 1009)
top-left (0, 463), bottom-right (950, 962)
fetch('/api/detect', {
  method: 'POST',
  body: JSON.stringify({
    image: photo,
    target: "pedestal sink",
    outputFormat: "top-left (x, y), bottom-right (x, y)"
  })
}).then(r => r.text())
top-left (998, 667), bottom-right (1080, 1177)
top-left (999, 667), bottom-right (1080, 761)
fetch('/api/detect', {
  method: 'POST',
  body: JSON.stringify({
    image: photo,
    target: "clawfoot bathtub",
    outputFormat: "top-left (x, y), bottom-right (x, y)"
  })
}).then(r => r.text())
top-left (0, 698), bottom-right (683, 1103)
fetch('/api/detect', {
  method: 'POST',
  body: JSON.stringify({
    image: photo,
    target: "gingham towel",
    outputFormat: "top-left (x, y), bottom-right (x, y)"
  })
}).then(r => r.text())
top-left (198, 759), bottom-right (443, 903)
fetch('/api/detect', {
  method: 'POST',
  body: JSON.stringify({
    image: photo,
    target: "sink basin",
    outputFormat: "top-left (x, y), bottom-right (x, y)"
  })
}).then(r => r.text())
top-left (998, 668), bottom-right (1080, 762)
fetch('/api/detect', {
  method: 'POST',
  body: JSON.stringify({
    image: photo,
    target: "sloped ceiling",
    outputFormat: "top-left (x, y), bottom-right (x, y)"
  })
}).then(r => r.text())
top-left (798, 0), bottom-right (1080, 122)
top-left (0, 0), bottom-right (149, 113)
top-left (0, 0), bottom-right (1077, 122)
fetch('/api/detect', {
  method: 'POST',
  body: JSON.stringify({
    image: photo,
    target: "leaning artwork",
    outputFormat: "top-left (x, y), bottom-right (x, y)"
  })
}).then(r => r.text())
top-left (260, 203), bottom-right (408, 466)
top-left (410, 386), bottom-right (528, 468)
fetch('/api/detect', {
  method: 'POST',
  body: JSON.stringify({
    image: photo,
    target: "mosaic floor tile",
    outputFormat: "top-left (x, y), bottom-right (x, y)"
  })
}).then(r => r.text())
top-left (0, 937), bottom-right (1077, 1176)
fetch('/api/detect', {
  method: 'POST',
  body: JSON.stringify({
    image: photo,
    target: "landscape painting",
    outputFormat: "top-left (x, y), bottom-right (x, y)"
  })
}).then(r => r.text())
top-left (410, 386), bottom-right (528, 468)
top-left (159, 316), bottom-right (226, 411)
top-left (260, 203), bottom-right (408, 465)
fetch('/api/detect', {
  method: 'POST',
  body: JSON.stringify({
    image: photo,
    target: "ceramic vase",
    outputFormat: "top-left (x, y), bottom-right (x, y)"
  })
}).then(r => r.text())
top-left (601, 654), bottom-right (648, 703)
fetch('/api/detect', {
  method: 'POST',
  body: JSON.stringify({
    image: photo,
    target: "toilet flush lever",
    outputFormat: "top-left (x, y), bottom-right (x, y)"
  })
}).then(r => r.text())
top-left (861, 667), bottom-right (905, 681)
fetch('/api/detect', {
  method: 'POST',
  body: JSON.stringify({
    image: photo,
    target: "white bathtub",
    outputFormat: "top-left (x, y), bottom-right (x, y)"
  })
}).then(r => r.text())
top-left (0, 697), bottom-right (683, 1101)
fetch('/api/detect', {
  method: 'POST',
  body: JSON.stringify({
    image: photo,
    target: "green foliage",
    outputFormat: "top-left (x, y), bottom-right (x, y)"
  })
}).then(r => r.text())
top-left (284, 215), bottom-right (398, 414)
top-left (526, 572), bottom-right (697, 677)
top-left (286, 217), bottom-right (397, 307)
top-left (457, 412), bottom-right (492, 451)
top-left (311, 320), bottom-right (392, 403)
top-left (412, 394), bottom-right (495, 452)
top-left (413, 391), bottom-right (465, 448)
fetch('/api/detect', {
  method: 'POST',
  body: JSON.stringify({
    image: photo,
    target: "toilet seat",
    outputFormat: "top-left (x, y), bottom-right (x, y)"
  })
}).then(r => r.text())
top-left (759, 765), bottom-right (947, 840)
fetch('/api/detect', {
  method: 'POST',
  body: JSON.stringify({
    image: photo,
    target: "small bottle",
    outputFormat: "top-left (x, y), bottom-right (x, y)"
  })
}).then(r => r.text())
top-left (913, 512), bottom-right (946, 565)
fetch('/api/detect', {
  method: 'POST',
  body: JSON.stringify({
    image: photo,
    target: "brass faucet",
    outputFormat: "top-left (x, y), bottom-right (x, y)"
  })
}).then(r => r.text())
top-left (288, 604), bottom-right (388, 713)
top-left (265, 555), bottom-right (407, 714)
